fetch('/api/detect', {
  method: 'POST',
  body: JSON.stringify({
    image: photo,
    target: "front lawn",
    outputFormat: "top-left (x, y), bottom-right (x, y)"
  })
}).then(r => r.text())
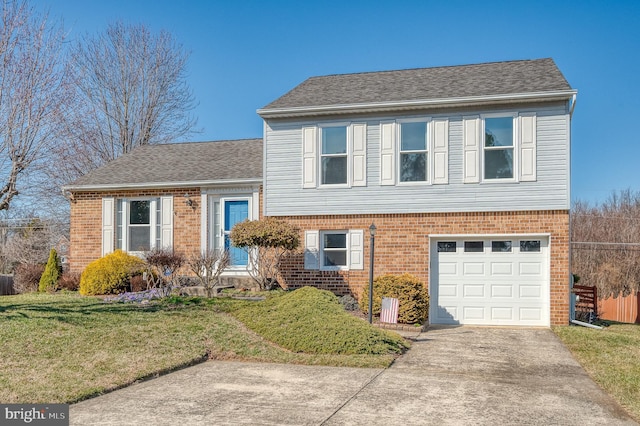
top-left (553, 323), bottom-right (640, 421)
top-left (0, 290), bottom-right (406, 404)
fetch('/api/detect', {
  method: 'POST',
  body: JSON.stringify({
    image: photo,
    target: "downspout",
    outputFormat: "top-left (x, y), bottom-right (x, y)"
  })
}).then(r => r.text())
top-left (569, 93), bottom-right (577, 119)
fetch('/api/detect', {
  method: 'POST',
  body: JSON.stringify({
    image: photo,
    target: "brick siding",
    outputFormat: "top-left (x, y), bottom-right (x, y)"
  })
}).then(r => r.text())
top-left (276, 210), bottom-right (570, 326)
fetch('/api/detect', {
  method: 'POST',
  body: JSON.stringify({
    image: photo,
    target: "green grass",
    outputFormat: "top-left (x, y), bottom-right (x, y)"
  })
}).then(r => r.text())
top-left (233, 287), bottom-right (409, 355)
top-left (553, 323), bottom-right (640, 421)
top-left (0, 290), bottom-right (406, 404)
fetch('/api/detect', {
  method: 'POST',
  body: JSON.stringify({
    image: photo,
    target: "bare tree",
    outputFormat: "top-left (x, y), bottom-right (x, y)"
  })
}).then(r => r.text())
top-left (572, 189), bottom-right (640, 298)
top-left (187, 249), bottom-right (230, 297)
top-left (0, 0), bottom-right (67, 211)
top-left (56, 21), bottom-right (197, 180)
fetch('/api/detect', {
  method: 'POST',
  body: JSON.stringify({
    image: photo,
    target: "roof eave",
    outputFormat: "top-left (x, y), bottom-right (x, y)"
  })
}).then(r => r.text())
top-left (257, 90), bottom-right (578, 119)
top-left (62, 178), bottom-right (263, 192)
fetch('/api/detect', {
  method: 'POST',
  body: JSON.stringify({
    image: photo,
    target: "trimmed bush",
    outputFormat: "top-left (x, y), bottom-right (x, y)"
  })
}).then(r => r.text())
top-left (79, 250), bottom-right (146, 296)
top-left (39, 249), bottom-right (62, 292)
top-left (13, 264), bottom-right (44, 293)
top-left (233, 286), bottom-right (408, 355)
top-left (360, 273), bottom-right (429, 324)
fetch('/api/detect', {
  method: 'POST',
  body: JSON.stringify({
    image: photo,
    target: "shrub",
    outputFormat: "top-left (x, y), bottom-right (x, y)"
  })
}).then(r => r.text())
top-left (233, 286), bottom-right (408, 355)
top-left (144, 248), bottom-right (185, 296)
top-left (360, 274), bottom-right (429, 324)
top-left (230, 218), bottom-right (300, 290)
top-left (38, 248), bottom-right (61, 292)
top-left (187, 249), bottom-right (230, 297)
top-left (13, 264), bottom-right (44, 293)
top-left (58, 272), bottom-right (80, 291)
top-left (339, 294), bottom-right (359, 311)
top-left (79, 250), bottom-right (146, 295)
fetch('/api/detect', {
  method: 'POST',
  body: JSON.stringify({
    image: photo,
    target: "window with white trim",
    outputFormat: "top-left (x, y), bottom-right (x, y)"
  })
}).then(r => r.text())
top-left (320, 126), bottom-right (348, 185)
top-left (484, 116), bottom-right (514, 180)
top-left (321, 231), bottom-right (348, 269)
top-left (116, 198), bottom-right (160, 253)
top-left (399, 121), bottom-right (428, 182)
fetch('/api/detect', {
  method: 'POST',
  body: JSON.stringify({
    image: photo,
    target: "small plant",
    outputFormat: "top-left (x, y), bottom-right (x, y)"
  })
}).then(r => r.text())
top-left (339, 294), bottom-right (359, 311)
top-left (187, 249), bottom-right (230, 297)
top-left (360, 274), bottom-right (429, 324)
top-left (144, 248), bottom-right (185, 296)
top-left (58, 272), bottom-right (80, 291)
top-left (230, 217), bottom-right (300, 290)
top-left (13, 264), bottom-right (45, 293)
top-left (38, 248), bottom-right (62, 292)
top-left (79, 250), bottom-right (146, 295)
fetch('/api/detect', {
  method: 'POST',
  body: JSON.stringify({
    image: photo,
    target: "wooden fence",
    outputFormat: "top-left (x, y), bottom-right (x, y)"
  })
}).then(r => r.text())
top-left (0, 274), bottom-right (15, 295)
top-left (598, 292), bottom-right (640, 324)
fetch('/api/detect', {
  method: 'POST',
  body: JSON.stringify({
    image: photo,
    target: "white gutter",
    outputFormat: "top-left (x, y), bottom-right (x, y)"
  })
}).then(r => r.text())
top-left (62, 178), bottom-right (263, 192)
top-left (258, 90), bottom-right (578, 118)
top-left (569, 93), bottom-right (577, 119)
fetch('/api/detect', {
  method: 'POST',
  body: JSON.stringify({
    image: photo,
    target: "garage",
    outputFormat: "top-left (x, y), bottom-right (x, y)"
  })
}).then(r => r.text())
top-left (429, 236), bottom-right (550, 326)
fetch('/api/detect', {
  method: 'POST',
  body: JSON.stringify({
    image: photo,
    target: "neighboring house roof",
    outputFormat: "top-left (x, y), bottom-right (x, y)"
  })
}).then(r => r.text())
top-left (258, 58), bottom-right (576, 118)
top-left (64, 138), bottom-right (263, 191)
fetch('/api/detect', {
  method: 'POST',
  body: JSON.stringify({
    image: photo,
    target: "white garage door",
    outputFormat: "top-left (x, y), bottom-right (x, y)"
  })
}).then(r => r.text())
top-left (430, 236), bottom-right (549, 326)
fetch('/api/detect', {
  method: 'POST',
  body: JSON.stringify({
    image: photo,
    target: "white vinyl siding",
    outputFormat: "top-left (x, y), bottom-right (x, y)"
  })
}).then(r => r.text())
top-left (263, 103), bottom-right (570, 216)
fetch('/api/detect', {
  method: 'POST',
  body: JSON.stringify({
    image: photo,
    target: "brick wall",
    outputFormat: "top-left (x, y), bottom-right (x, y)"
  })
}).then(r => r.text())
top-left (277, 210), bottom-right (570, 326)
top-left (69, 188), bottom-right (201, 274)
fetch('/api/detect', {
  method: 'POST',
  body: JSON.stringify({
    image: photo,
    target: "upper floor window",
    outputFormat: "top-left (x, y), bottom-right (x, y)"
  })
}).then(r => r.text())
top-left (484, 116), bottom-right (514, 180)
top-left (399, 121), bottom-right (428, 182)
top-left (321, 126), bottom-right (348, 185)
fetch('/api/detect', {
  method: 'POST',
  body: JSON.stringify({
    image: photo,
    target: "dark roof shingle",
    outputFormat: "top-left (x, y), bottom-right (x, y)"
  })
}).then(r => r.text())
top-left (260, 58), bottom-right (572, 112)
top-left (67, 138), bottom-right (262, 189)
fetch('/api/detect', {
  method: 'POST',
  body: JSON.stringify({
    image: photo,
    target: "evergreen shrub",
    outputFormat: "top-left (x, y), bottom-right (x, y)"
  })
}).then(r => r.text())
top-left (360, 273), bottom-right (429, 324)
top-left (79, 250), bottom-right (146, 295)
top-left (38, 249), bottom-right (61, 292)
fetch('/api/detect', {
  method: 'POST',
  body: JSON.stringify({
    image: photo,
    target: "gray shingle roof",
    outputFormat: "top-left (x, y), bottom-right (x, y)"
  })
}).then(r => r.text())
top-left (66, 138), bottom-right (262, 189)
top-left (260, 58), bottom-right (573, 113)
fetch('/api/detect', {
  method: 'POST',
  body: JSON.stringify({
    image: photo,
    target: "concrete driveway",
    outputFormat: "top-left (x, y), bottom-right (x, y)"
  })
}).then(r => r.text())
top-left (70, 327), bottom-right (637, 425)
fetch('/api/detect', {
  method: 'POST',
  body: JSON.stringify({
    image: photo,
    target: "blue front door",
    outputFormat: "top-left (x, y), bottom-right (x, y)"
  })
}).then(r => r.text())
top-left (224, 200), bottom-right (249, 266)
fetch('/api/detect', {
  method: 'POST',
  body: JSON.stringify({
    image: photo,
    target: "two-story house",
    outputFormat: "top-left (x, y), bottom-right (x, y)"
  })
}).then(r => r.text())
top-left (65, 58), bottom-right (575, 326)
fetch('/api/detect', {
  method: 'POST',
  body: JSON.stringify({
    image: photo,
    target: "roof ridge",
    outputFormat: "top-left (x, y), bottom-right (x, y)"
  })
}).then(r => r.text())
top-left (305, 58), bottom-right (553, 80)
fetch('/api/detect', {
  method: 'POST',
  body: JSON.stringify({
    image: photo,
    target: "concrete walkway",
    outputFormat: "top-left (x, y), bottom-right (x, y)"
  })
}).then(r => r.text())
top-left (70, 327), bottom-right (637, 425)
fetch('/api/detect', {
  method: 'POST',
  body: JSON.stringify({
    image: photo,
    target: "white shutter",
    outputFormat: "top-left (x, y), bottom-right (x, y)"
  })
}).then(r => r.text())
top-left (302, 126), bottom-right (317, 188)
top-left (101, 197), bottom-right (115, 256)
top-left (349, 229), bottom-right (364, 270)
top-left (432, 119), bottom-right (449, 184)
top-left (351, 123), bottom-right (367, 187)
top-left (519, 114), bottom-right (537, 182)
top-left (160, 196), bottom-right (173, 249)
top-left (304, 230), bottom-right (320, 270)
top-left (463, 116), bottom-right (480, 183)
top-left (380, 121), bottom-right (396, 185)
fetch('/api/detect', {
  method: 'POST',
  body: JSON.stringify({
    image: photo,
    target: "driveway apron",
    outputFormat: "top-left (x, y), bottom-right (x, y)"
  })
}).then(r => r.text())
top-left (70, 327), bottom-right (637, 425)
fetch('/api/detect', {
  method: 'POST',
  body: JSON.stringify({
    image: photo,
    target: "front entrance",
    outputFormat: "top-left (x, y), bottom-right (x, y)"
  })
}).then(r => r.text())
top-left (209, 197), bottom-right (250, 267)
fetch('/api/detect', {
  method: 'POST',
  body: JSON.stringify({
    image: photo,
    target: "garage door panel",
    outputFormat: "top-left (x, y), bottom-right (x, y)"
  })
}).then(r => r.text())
top-left (519, 285), bottom-right (542, 298)
top-left (490, 262), bottom-right (513, 275)
top-left (491, 307), bottom-right (514, 320)
top-left (463, 284), bottom-right (484, 297)
top-left (439, 262), bottom-right (458, 275)
top-left (463, 306), bottom-right (485, 320)
top-left (431, 236), bottom-right (549, 326)
top-left (462, 262), bottom-right (485, 275)
top-left (491, 284), bottom-right (513, 298)
top-left (519, 262), bottom-right (542, 275)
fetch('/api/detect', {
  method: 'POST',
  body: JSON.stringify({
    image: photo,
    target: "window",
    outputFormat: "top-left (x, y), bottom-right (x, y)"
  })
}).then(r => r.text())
top-left (321, 126), bottom-right (347, 185)
top-left (399, 121), bottom-right (428, 182)
top-left (437, 242), bottom-right (456, 253)
top-left (464, 241), bottom-right (484, 253)
top-left (520, 240), bottom-right (541, 252)
top-left (116, 198), bottom-right (161, 253)
top-left (484, 116), bottom-right (514, 179)
top-left (492, 241), bottom-right (512, 252)
top-left (321, 231), bottom-right (348, 268)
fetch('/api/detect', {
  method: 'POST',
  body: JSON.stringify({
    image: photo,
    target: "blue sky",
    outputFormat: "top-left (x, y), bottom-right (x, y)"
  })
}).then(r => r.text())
top-left (33, 0), bottom-right (640, 204)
